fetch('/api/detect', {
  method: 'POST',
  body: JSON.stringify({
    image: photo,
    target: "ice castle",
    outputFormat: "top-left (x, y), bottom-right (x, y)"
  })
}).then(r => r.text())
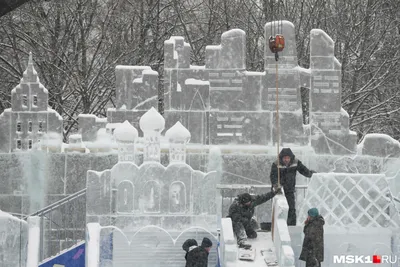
top-left (0, 21), bottom-right (400, 267)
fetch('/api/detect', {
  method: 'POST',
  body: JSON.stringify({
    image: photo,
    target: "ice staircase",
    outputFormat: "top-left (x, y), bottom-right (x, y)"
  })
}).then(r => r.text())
top-left (112, 230), bottom-right (218, 267)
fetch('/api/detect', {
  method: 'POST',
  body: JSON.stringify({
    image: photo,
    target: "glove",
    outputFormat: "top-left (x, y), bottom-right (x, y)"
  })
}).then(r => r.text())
top-left (272, 184), bottom-right (282, 195)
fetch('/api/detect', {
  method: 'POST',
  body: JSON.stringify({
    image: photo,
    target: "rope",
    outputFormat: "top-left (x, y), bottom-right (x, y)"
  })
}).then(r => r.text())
top-left (275, 58), bottom-right (280, 187)
top-left (275, 0), bottom-right (281, 186)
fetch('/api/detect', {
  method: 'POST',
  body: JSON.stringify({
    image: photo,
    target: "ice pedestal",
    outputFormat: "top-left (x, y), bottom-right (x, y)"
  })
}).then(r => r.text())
top-left (26, 216), bottom-right (40, 267)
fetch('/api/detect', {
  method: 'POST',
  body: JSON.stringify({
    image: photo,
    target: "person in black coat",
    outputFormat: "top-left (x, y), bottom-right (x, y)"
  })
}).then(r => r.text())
top-left (182, 239), bottom-right (198, 262)
top-left (227, 189), bottom-right (280, 248)
top-left (299, 208), bottom-right (325, 267)
top-left (184, 237), bottom-right (213, 267)
top-left (270, 148), bottom-right (315, 225)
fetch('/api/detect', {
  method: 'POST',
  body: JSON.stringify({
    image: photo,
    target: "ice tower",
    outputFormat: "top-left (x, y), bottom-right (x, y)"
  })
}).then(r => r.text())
top-left (0, 53), bottom-right (63, 152)
top-left (309, 30), bottom-right (358, 154)
top-left (78, 66), bottom-right (159, 141)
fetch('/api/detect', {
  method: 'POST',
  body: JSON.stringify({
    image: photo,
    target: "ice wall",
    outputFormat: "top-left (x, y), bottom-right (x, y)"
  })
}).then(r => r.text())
top-left (298, 173), bottom-right (400, 227)
top-left (0, 211), bottom-right (29, 267)
top-left (72, 20), bottom-right (390, 155)
top-left (294, 172), bottom-right (399, 266)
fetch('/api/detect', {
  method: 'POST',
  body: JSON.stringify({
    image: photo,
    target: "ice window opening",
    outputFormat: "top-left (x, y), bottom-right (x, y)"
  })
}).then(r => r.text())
top-left (16, 122), bottom-right (21, 132)
top-left (22, 94), bottom-right (28, 107)
top-left (38, 121), bottom-right (43, 132)
top-left (33, 95), bottom-right (37, 106)
top-left (28, 121), bottom-right (32, 132)
top-left (16, 140), bottom-right (21, 149)
top-left (28, 140), bottom-right (32, 149)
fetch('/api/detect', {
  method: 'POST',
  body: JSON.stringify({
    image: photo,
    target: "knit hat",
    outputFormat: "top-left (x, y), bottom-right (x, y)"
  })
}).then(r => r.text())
top-left (182, 239), bottom-right (198, 252)
top-left (201, 237), bottom-right (213, 248)
top-left (308, 208), bottom-right (319, 217)
top-left (238, 193), bottom-right (252, 204)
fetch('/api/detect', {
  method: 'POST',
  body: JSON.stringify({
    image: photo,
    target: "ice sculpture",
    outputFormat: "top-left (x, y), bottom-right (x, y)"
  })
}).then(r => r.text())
top-left (0, 53), bottom-right (63, 153)
top-left (26, 216), bottom-right (40, 267)
top-left (139, 107), bottom-right (165, 162)
top-left (86, 110), bottom-right (220, 266)
top-left (298, 173), bottom-right (400, 227)
top-left (0, 20), bottom-right (400, 267)
top-left (0, 210), bottom-right (29, 267)
top-left (78, 66), bottom-right (159, 141)
top-left (66, 134), bottom-right (86, 153)
top-left (165, 121), bottom-right (191, 163)
top-left (309, 30), bottom-right (358, 154)
top-left (294, 172), bottom-right (399, 267)
top-left (114, 120), bottom-right (138, 162)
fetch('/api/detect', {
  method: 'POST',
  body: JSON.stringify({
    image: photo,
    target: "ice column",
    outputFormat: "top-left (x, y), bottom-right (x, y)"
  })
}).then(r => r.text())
top-left (26, 216), bottom-right (40, 267)
top-left (165, 121), bottom-right (191, 163)
top-left (67, 134), bottom-right (86, 153)
top-left (86, 223), bottom-right (101, 267)
top-left (139, 107), bottom-right (165, 162)
top-left (114, 120), bottom-right (138, 162)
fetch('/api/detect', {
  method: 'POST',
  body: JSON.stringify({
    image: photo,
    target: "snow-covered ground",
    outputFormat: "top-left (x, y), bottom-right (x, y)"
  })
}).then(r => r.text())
top-left (238, 232), bottom-right (277, 267)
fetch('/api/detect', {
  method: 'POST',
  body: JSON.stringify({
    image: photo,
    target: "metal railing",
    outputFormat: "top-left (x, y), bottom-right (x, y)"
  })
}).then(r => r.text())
top-left (26, 188), bottom-right (87, 262)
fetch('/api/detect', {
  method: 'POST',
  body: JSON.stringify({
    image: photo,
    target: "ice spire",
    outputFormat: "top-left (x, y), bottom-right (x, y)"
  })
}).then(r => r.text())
top-left (22, 52), bottom-right (39, 83)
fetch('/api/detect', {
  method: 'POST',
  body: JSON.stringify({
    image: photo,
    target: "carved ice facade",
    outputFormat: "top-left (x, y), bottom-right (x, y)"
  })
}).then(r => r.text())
top-left (0, 53), bottom-right (63, 153)
top-left (85, 111), bottom-right (220, 267)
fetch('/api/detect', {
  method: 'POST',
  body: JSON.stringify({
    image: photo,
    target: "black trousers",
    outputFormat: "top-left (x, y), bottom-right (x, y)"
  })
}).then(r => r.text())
top-left (285, 191), bottom-right (296, 226)
top-left (232, 218), bottom-right (258, 242)
top-left (305, 258), bottom-right (321, 267)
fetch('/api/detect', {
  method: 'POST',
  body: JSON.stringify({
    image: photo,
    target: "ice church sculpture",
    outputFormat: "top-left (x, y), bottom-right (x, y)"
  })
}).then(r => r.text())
top-left (85, 112), bottom-right (220, 266)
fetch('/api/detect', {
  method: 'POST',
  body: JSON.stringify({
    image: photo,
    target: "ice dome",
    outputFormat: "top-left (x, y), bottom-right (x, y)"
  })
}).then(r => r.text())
top-left (96, 128), bottom-right (111, 140)
top-left (114, 120), bottom-right (138, 142)
top-left (165, 121), bottom-right (191, 143)
top-left (139, 107), bottom-right (165, 132)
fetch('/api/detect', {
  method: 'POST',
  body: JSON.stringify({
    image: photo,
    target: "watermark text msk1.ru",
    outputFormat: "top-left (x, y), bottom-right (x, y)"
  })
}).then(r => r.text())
top-left (333, 255), bottom-right (399, 264)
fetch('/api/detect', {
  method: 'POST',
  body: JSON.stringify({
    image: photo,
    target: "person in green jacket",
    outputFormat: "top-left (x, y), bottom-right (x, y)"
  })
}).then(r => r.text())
top-left (227, 188), bottom-right (281, 248)
top-left (299, 208), bottom-right (325, 267)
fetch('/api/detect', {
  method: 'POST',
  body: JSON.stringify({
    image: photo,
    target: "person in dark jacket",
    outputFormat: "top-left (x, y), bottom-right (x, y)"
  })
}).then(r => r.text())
top-left (184, 237), bottom-right (213, 267)
top-left (299, 208), bottom-right (324, 267)
top-left (227, 189), bottom-right (280, 248)
top-left (270, 148), bottom-right (315, 225)
top-left (182, 239), bottom-right (198, 262)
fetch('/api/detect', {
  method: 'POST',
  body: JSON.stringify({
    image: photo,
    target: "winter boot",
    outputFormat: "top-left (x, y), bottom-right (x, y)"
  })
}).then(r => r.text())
top-left (238, 240), bottom-right (252, 249)
top-left (246, 229), bottom-right (257, 239)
